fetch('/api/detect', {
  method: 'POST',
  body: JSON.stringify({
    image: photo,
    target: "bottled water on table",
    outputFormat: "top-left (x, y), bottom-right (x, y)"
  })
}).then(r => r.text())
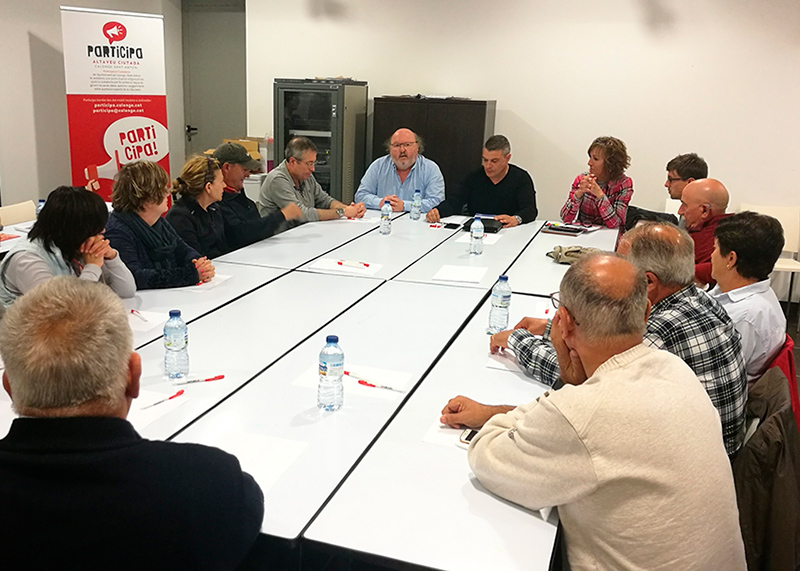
top-left (164, 309), bottom-right (189, 379)
top-left (488, 275), bottom-right (512, 334)
top-left (470, 216), bottom-right (484, 255)
top-left (410, 190), bottom-right (422, 220)
top-left (318, 335), bottom-right (344, 411)
top-left (35, 200), bottom-right (46, 217)
top-left (379, 201), bottom-right (392, 235)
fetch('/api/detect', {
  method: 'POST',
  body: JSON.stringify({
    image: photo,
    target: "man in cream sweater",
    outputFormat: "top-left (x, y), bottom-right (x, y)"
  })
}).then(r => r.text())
top-left (441, 254), bottom-right (745, 570)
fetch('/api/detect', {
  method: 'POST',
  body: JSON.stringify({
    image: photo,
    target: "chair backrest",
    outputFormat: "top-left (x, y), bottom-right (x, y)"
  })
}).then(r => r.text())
top-left (663, 196), bottom-right (680, 216)
top-left (739, 203), bottom-right (800, 256)
top-left (0, 201), bottom-right (36, 226)
top-left (768, 334), bottom-right (799, 435)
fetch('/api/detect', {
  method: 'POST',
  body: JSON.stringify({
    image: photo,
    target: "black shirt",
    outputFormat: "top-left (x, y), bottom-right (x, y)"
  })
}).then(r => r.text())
top-left (436, 164), bottom-right (538, 223)
top-left (166, 194), bottom-right (230, 259)
top-left (218, 187), bottom-right (286, 249)
top-left (0, 416), bottom-right (264, 571)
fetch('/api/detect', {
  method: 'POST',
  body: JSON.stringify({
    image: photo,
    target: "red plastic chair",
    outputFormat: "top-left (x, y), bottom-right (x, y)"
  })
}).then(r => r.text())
top-left (768, 334), bottom-right (800, 433)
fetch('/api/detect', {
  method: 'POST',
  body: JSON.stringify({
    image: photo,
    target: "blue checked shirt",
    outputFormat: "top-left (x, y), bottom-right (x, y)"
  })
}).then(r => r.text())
top-left (508, 285), bottom-right (747, 457)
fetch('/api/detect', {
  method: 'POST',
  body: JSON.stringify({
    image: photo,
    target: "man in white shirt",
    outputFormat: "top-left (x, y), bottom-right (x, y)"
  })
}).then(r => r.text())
top-left (709, 211), bottom-right (786, 383)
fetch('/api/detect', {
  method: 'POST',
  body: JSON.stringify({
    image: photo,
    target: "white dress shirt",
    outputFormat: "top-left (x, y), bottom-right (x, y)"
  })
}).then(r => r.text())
top-left (709, 279), bottom-right (786, 383)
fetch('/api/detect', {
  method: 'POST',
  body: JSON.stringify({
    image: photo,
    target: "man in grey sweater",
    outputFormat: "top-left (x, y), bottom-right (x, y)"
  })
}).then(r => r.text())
top-left (258, 137), bottom-right (365, 232)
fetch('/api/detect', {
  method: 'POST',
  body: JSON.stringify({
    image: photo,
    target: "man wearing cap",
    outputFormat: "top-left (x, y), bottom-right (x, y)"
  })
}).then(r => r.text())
top-left (213, 142), bottom-right (301, 249)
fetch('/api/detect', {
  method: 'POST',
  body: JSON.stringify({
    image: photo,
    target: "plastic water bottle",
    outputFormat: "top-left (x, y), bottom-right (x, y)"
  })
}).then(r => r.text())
top-left (470, 216), bottom-right (484, 255)
top-left (410, 190), bottom-right (422, 220)
top-left (488, 275), bottom-right (512, 334)
top-left (35, 199), bottom-right (46, 218)
top-left (164, 309), bottom-right (189, 379)
top-left (379, 201), bottom-right (392, 235)
top-left (318, 335), bottom-right (344, 411)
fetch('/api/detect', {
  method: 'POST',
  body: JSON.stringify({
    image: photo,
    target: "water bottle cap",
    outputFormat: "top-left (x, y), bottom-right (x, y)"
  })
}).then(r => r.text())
top-left (169, 309), bottom-right (181, 317)
top-left (414, 189), bottom-right (420, 194)
top-left (326, 335), bottom-right (338, 344)
top-left (474, 216), bottom-right (480, 221)
top-left (498, 275), bottom-right (508, 281)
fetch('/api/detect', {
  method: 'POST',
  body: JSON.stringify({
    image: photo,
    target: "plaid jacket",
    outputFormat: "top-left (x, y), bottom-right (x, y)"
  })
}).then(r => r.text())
top-left (560, 174), bottom-right (633, 229)
top-left (508, 286), bottom-right (747, 456)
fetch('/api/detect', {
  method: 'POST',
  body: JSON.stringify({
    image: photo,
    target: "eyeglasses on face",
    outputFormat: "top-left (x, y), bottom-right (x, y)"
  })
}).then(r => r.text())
top-left (390, 142), bottom-right (416, 150)
top-left (666, 177), bottom-right (687, 184)
top-left (549, 291), bottom-right (580, 326)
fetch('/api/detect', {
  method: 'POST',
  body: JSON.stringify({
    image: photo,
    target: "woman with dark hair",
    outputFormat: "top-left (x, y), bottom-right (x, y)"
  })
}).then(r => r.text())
top-left (105, 160), bottom-right (215, 290)
top-left (709, 211), bottom-right (786, 384)
top-left (165, 155), bottom-right (229, 259)
top-left (560, 136), bottom-right (634, 229)
top-left (0, 186), bottom-right (135, 306)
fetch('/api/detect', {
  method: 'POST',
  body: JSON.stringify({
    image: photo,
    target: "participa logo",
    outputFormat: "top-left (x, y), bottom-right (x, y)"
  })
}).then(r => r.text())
top-left (102, 22), bottom-right (127, 44)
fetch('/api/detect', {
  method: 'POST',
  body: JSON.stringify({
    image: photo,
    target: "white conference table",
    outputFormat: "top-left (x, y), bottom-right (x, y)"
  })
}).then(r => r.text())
top-left (505, 224), bottom-right (619, 296)
top-left (172, 280), bottom-right (487, 540)
top-left (393, 220), bottom-right (545, 290)
top-left (0, 221), bottom-right (33, 255)
top-left (305, 293), bottom-right (557, 571)
top-left (297, 215), bottom-right (464, 280)
top-left (131, 271), bottom-right (383, 440)
top-left (215, 210), bottom-right (401, 270)
top-left (123, 261), bottom-right (286, 348)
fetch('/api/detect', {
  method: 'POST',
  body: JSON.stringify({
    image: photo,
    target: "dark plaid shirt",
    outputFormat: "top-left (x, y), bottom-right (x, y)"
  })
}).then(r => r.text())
top-left (508, 285), bottom-right (747, 456)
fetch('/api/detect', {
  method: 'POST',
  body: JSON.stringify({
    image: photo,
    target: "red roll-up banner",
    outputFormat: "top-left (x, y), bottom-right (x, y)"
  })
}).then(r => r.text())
top-left (61, 6), bottom-right (169, 200)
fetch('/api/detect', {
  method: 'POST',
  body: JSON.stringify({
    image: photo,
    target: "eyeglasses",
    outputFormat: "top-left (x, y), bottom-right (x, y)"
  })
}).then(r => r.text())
top-left (549, 291), bottom-right (580, 326)
top-left (666, 177), bottom-right (687, 184)
top-left (292, 158), bottom-right (316, 168)
top-left (390, 142), bottom-right (416, 150)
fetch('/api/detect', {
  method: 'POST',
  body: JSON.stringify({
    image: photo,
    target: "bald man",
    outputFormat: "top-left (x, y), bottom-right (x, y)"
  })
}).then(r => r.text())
top-left (355, 128), bottom-right (445, 212)
top-left (441, 254), bottom-right (745, 570)
top-left (678, 178), bottom-right (731, 284)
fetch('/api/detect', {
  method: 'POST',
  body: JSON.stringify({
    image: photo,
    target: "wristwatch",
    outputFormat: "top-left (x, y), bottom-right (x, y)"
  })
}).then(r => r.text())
top-left (336, 208), bottom-right (345, 218)
top-left (514, 215), bottom-right (523, 225)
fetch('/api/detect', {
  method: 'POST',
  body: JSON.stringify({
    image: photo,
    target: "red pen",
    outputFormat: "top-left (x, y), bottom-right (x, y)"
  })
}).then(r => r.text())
top-left (337, 260), bottom-right (370, 268)
top-left (345, 371), bottom-right (403, 392)
top-left (141, 389), bottom-right (184, 409)
top-left (129, 309), bottom-right (148, 322)
top-left (174, 374), bottom-right (225, 386)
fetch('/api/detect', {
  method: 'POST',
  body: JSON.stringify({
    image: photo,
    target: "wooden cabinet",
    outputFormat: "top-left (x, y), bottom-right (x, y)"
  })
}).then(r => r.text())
top-left (371, 97), bottom-right (496, 193)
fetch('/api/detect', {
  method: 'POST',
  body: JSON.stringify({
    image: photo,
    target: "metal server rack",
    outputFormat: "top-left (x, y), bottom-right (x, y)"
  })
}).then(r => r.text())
top-left (274, 78), bottom-right (368, 204)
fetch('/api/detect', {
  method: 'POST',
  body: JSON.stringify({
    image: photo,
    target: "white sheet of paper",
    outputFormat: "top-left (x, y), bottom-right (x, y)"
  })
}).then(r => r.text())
top-left (0, 389), bottom-right (15, 439)
top-left (455, 233), bottom-right (503, 245)
top-left (432, 265), bottom-right (488, 284)
top-left (195, 430), bottom-right (308, 493)
top-left (422, 420), bottom-right (466, 449)
top-left (127, 310), bottom-right (167, 332)
top-left (306, 258), bottom-right (383, 276)
top-left (13, 221), bottom-right (35, 233)
top-left (485, 352), bottom-right (525, 374)
top-left (174, 274), bottom-right (232, 293)
top-left (127, 389), bottom-right (188, 430)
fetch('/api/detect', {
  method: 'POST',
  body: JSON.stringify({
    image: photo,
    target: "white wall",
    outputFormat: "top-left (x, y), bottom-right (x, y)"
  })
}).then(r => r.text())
top-left (0, 0), bottom-right (184, 206)
top-left (245, 0), bottom-right (800, 223)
